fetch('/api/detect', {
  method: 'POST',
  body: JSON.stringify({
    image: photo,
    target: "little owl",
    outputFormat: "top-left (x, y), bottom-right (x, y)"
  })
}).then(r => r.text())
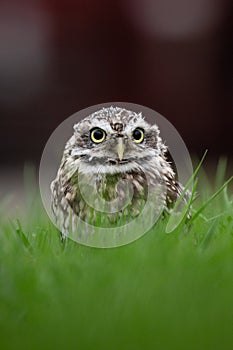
top-left (51, 106), bottom-right (188, 237)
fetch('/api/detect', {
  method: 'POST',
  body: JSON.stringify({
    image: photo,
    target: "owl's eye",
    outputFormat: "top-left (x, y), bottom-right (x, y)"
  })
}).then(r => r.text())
top-left (132, 128), bottom-right (144, 143)
top-left (90, 128), bottom-right (106, 143)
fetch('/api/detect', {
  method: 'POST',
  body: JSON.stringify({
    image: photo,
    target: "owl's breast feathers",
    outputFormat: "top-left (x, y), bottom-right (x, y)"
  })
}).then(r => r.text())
top-left (51, 154), bottom-right (188, 230)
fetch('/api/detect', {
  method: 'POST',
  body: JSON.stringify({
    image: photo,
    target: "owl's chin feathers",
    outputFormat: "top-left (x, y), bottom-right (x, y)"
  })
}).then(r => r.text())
top-left (76, 155), bottom-right (165, 176)
top-left (78, 159), bottom-right (142, 175)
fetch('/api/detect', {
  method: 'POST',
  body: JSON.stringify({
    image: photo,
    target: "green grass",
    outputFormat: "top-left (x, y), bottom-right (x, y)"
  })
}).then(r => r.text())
top-left (0, 160), bottom-right (233, 350)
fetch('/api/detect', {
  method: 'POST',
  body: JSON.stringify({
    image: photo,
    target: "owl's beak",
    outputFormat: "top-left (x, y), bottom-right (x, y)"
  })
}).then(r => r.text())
top-left (116, 138), bottom-right (125, 161)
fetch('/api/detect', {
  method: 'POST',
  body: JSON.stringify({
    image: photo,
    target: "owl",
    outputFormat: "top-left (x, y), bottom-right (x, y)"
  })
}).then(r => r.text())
top-left (51, 106), bottom-right (188, 237)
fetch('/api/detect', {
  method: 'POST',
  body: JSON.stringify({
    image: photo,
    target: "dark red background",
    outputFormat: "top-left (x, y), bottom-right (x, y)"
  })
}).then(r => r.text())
top-left (0, 0), bottom-right (232, 166)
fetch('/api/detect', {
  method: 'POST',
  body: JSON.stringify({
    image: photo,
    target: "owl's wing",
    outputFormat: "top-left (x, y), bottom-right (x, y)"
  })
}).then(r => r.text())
top-left (163, 150), bottom-right (191, 211)
top-left (51, 159), bottom-right (80, 236)
top-left (164, 149), bottom-right (178, 182)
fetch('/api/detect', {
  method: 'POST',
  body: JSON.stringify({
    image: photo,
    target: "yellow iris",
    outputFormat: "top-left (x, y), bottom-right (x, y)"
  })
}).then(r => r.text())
top-left (90, 128), bottom-right (106, 143)
top-left (132, 128), bottom-right (144, 143)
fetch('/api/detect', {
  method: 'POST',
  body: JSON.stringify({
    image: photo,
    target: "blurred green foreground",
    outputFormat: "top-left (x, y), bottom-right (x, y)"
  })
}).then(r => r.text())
top-left (0, 162), bottom-right (233, 350)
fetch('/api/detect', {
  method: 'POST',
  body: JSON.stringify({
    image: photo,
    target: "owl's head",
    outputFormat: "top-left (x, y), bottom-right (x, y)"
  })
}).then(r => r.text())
top-left (66, 106), bottom-right (167, 174)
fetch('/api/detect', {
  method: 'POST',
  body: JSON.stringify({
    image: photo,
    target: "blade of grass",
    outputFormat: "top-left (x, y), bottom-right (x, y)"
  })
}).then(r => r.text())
top-left (165, 150), bottom-right (208, 233)
top-left (215, 157), bottom-right (227, 190)
top-left (165, 178), bottom-right (198, 233)
top-left (199, 218), bottom-right (218, 250)
top-left (188, 176), bottom-right (233, 225)
top-left (177, 150), bottom-right (208, 202)
top-left (15, 219), bottom-right (33, 253)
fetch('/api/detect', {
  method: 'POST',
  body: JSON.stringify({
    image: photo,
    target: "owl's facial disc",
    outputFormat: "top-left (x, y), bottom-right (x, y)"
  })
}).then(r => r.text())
top-left (71, 110), bottom-right (161, 173)
top-left (84, 130), bottom-right (150, 170)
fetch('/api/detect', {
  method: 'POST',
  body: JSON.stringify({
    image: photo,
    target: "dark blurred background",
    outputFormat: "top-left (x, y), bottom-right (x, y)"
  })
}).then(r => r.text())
top-left (0, 0), bottom-right (232, 169)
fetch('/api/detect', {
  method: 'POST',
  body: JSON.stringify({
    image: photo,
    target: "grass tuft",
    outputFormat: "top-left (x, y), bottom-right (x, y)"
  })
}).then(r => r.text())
top-left (0, 159), bottom-right (233, 350)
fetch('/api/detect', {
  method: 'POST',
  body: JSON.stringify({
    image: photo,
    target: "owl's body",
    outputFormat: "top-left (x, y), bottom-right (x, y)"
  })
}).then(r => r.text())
top-left (51, 107), bottom-right (186, 236)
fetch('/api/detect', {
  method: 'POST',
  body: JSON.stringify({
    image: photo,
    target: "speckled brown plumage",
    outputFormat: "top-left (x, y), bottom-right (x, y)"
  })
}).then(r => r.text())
top-left (51, 106), bottom-right (188, 237)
